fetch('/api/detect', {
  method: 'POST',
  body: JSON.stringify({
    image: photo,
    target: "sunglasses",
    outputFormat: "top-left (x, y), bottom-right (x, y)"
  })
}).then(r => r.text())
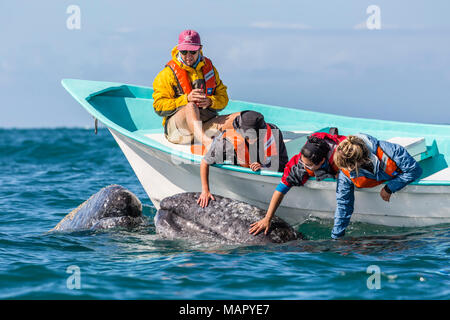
top-left (299, 158), bottom-right (316, 170)
top-left (179, 50), bottom-right (198, 55)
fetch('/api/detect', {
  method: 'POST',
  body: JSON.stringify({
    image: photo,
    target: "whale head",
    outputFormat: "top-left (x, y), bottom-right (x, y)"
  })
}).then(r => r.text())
top-left (51, 185), bottom-right (146, 232)
top-left (155, 192), bottom-right (303, 244)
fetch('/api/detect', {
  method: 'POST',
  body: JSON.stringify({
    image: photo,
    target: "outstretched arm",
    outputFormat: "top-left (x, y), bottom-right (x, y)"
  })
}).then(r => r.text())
top-left (249, 190), bottom-right (285, 235)
top-left (197, 159), bottom-right (215, 207)
top-left (331, 171), bottom-right (355, 239)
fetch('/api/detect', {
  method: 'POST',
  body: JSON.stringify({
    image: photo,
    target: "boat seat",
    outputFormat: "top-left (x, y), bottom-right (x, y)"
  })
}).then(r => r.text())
top-left (142, 132), bottom-right (193, 154)
top-left (387, 137), bottom-right (438, 162)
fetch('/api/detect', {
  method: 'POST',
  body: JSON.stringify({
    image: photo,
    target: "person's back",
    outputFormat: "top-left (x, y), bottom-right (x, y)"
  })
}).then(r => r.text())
top-left (198, 111), bottom-right (288, 207)
top-left (202, 111), bottom-right (288, 172)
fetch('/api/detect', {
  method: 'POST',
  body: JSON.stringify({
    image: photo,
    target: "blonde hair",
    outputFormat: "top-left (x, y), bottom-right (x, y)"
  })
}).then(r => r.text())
top-left (334, 135), bottom-right (371, 174)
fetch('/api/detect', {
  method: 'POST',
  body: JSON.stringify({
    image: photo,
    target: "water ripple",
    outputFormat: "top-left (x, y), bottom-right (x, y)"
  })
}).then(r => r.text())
top-left (0, 129), bottom-right (449, 299)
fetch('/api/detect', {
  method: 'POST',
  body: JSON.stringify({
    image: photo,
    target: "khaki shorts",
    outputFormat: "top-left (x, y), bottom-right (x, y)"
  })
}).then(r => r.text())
top-left (165, 107), bottom-right (222, 145)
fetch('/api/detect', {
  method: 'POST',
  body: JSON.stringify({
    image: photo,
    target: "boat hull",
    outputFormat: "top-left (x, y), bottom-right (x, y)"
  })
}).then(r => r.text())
top-left (110, 129), bottom-right (450, 227)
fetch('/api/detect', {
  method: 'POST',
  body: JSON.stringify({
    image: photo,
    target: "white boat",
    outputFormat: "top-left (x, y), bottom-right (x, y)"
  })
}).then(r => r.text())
top-left (62, 79), bottom-right (450, 227)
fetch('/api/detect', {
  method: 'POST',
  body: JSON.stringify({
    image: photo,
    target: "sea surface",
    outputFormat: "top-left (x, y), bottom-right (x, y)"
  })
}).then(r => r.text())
top-left (0, 128), bottom-right (448, 300)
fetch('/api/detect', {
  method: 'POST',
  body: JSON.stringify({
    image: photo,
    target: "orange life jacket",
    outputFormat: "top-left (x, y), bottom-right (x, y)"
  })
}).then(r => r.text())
top-left (222, 124), bottom-right (278, 167)
top-left (166, 57), bottom-right (216, 96)
top-left (303, 132), bottom-right (346, 177)
top-left (341, 146), bottom-right (400, 188)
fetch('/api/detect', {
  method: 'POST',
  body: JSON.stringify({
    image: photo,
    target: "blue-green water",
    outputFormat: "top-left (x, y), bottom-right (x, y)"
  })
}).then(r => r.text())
top-left (0, 128), bottom-right (448, 299)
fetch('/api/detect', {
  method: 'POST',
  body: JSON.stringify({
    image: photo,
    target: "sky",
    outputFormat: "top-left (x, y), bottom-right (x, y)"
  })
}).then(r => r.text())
top-left (1, 0), bottom-right (449, 128)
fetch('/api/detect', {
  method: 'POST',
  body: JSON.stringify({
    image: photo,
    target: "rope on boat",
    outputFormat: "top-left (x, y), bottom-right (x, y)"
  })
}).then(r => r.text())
top-left (94, 117), bottom-right (98, 135)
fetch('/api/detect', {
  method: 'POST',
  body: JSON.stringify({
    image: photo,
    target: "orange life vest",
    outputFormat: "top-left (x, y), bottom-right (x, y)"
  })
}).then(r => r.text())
top-left (303, 132), bottom-right (346, 177)
top-left (341, 146), bottom-right (399, 188)
top-left (166, 57), bottom-right (216, 96)
top-left (222, 124), bottom-right (278, 167)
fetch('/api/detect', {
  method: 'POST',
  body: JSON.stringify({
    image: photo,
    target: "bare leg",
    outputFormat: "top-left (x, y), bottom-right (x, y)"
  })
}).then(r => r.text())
top-left (203, 112), bottom-right (240, 134)
top-left (170, 103), bottom-right (213, 146)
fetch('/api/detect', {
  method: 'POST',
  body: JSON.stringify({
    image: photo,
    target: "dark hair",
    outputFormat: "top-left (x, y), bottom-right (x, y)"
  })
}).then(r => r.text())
top-left (301, 136), bottom-right (330, 165)
top-left (233, 111), bottom-right (266, 140)
top-left (239, 111), bottom-right (266, 130)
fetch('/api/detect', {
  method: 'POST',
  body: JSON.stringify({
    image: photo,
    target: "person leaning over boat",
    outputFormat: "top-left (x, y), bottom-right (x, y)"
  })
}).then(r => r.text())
top-left (249, 131), bottom-right (346, 235)
top-left (330, 134), bottom-right (423, 239)
top-left (153, 29), bottom-right (236, 147)
top-left (198, 111), bottom-right (289, 207)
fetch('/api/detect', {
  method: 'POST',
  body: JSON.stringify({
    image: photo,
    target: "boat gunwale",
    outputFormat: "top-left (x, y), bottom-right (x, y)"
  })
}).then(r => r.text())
top-left (61, 78), bottom-right (450, 187)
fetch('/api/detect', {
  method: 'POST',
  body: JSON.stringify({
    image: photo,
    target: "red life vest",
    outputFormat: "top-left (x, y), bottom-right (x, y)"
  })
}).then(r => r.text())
top-left (303, 132), bottom-right (347, 177)
top-left (341, 145), bottom-right (400, 188)
top-left (223, 124), bottom-right (278, 167)
top-left (166, 57), bottom-right (216, 96)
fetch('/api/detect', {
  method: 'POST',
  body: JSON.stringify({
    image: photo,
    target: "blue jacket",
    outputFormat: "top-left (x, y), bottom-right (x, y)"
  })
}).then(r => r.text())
top-left (331, 133), bottom-right (423, 239)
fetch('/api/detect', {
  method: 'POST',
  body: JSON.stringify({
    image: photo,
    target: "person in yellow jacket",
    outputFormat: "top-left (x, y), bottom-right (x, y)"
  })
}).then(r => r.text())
top-left (153, 30), bottom-right (235, 147)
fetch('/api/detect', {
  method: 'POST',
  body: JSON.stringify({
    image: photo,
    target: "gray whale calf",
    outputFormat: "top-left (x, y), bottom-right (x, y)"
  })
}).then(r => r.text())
top-left (155, 192), bottom-right (303, 244)
top-left (51, 185), bottom-right (146, 232)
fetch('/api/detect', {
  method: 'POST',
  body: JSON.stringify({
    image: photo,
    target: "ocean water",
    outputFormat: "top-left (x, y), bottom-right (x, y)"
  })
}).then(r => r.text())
top-left (0, 128), bottom-right (448, 300)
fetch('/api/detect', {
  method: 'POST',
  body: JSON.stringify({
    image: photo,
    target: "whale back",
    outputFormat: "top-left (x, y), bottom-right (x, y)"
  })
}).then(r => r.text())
top-left (155, 192), bottom-right (303, 244)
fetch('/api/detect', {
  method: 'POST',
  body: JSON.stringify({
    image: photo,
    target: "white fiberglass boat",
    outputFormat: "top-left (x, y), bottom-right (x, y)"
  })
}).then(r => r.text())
top-left (62, 79), bottom-right (450, 227)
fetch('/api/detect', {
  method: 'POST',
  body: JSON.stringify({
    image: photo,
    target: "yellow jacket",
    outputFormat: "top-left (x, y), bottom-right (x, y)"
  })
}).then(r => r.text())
top-left (152, 46), bottom-right (229, 126)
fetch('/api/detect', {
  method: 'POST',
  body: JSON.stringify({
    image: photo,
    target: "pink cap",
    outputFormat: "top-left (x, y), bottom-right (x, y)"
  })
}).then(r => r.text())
top-left (177, 30), bottom-right (202, 51)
